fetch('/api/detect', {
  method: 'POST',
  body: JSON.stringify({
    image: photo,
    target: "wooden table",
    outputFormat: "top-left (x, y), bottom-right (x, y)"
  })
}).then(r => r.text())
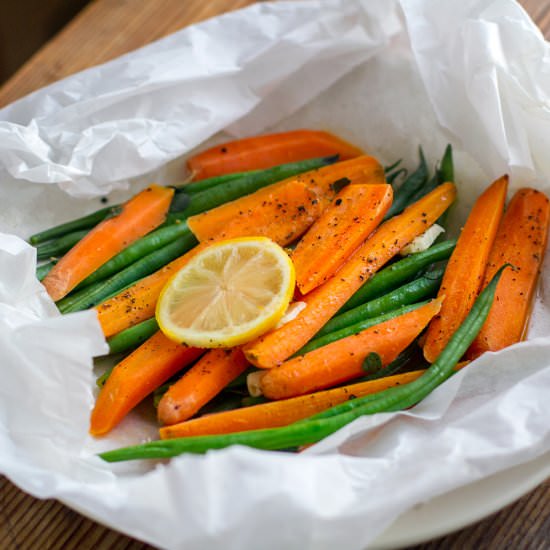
top-left (0, 1), bottom-right (548, 548)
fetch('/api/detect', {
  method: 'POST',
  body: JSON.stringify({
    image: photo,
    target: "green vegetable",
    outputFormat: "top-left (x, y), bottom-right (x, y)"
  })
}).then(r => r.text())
top-left (99, 266), bottom-right (506, 462)
top-left (36, 229), bottom-right (90, 261)
top-left (36, 260), bottom-right (57, 281)
top-left (171, 156), bottom-right (336, 219)
top-left (75, 221), bottom-right (194, 289)
top-left (437, 144), bottom-right (454, 183)
top-left (29, 205), bottom-right (120, 245)
top-left (317, 267), bottom-right (444, 338)
top-left (384, 147), bottom-right (429, 220)
top-left (178, 170), bottom-right (261, 194)
top-left (384, 159), bottom-right (402, 173)
top-left (296, 301), bottom-right (429, 356)
top-left (386, 168), bottom-right (407, 185)
top-left (106, 318), bottom-right (159, 355)
top-left (339, 240), bottom-right (456, 314)
top-left (57, 234), bottom-right (197, 313)
top-left (362, 352), bottom-right (383, 374)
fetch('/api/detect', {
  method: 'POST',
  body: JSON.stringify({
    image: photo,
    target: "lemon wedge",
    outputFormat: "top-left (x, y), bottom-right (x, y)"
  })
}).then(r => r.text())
top-left (156, 237), bottom-right (295, 348)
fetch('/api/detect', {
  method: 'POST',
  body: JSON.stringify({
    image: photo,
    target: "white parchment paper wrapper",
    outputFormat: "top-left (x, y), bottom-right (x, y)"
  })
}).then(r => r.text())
top-left (1, 0), bottom-right (550, 548)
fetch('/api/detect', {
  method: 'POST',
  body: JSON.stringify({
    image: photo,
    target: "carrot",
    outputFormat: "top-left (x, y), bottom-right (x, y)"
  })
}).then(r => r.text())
top-left (97, 158), bottom-right (384, 337)
top-left (157, 348), bottom-right (249, 426)
top-left (423, 176), bottom-right (508, 363)
top-left (43, 185), bottom-right (174, 301)
top-left (254, 298), bottom-right (441, 400)
top-left (96, 243), bottom-right (209, 338)
top-left (159, 370), bottom-right (425, 439)
top-left (292, 183), bottom-right (393, 294)
top-left (243, 182), bottom-right (457, 368)
top-left (187, 129), bottom-right (363, 180)
top-left (89, 330), bottom-right (204, 436)
top-left (187, 155), bottom-right (385, 242)
top-left (467, 188), bottom-right (550, 359)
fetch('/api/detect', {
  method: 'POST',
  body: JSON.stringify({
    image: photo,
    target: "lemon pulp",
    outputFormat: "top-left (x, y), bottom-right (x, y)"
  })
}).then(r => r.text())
top-left (156, 237), bottom-right (295, 348)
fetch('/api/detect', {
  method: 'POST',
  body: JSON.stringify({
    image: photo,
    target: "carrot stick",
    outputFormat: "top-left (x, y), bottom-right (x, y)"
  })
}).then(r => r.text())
top-left (243, 182), bottom-right (457, 368)
top-left (97, 158), bottom-right (385, 338)
top-left (157, 348), bottom-right (249, 426)
top-left (89, 330), bottom-right (204, 436)
top-left (43, 185), bottom-right (174, 301)
top-left (467, 188), bottom-right (550, 359)
top-left (159, 370), bottom-right (425, 439)
top-left (292, 183), bottom-right (393, 294)
top-left (187, 129), bottom-right (363, 180)
top-left (255, 298), bottom-right (441, 400)
top-left (423, 176), bottom-right (508, 363)
top-left (187, 155), bottom-right (385, 242)
top-left (96, 243), bottom-right (209, 338)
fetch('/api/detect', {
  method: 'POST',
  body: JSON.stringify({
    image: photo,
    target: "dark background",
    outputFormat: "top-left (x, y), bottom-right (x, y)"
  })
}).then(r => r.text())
top-left (0, 0), bottom-right (88, 83)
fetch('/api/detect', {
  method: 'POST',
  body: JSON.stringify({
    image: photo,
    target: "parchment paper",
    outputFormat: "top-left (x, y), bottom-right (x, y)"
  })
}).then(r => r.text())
top-left (1, 1), bottom-right (549, 548)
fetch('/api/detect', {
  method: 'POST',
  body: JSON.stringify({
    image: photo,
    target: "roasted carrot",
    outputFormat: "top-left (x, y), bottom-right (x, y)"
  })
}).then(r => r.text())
top-left (43, 185), bottom-right (173, 301)
top-left (467, 188), bottom-right (550, 359)
top-left (292, 183), bottom-right (393, 294)
top-left (243, 182), bottom-right (457, 368)
top-left (187, 129), bottom-right (363, 180)
top-left (90, 330), bottom-right (204, 436)
top-left (254, 298), bottom-right (441, 400)
top-left (187, 155), bottom-right (385, 242)
top-left (159, 370), bottom-right (426, 439)
top-left (97, 158), bottom-right (384, 337)
top-left (96, 243), bottom-right (209, 338)
top-left (423, 176), bottom-right (508, 363)
top-left (157, 348), bottom-right (249, 426)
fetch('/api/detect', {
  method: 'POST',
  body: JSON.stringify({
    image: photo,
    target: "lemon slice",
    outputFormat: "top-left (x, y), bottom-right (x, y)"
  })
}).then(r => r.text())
top-left (156, 237), bottom-right (295, 348)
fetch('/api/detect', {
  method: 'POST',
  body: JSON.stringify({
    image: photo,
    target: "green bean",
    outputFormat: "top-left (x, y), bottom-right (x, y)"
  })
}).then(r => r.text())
top-left (178, 170), bottom-right (261, 194)
top-left (175, 156), bottom-right (336, 218)
top-left (36, 260), bottom-right (57, 281)
top-left (57, 234), bottom-right (197, 313)
top-left (435, 144), bottom-right (454, 228)
top-left (407, 145), bottom-right (453, 206)
top-left (36, 229), bottom-right (90, 261)
top-left (75, 221), bottom-right (194, 289)
top-left (306, 265), bottom-right (508, 422)
top-left (99, 266), bottom-right (505, 462)
top-left (437, 144), bottom-right (454, 183)
top-left (29, 205), bottom-right (121, 245)
top-left (339, 240), bottom-right (456, 314)
top-left (106, 318), bottom-right (159, 355)
top-left (383, 147), bottom-right (429, 220)
top-left (96, 368), bottom-right (113, 388)
top-left (384, 159), bottom-right (402, 173)
top-left (296, 301), bottom-right (429, 357)
top-left (316, 268), bottom-right (444, 339)
top-left (357, 343), bottom-right (425, 382)
top-left (386, 168), bottom-right (407, 185)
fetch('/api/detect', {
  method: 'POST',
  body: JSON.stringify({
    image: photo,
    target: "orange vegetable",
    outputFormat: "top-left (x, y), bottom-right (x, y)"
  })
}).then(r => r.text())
top-left (96, 243), bottom-right (209, 338)
top-left (468, 188), bottom-right (550, 359)
top-left (187, 155), bottom-right (386, 242)
top-left (97, 158), bottom-right (384, 338)
top-left (43, 184), bottom-right (174, 301)
top-left (157, 348), bottom-right (249, 426)
top-left (187, 129), bottom-right (363, 180)
top-left (292, 183), bottom-right (393, 294)
top-left (160, 370), bottom-right (426, 439)
top-left (243, 182), bottom-right (457, 368)
top-left (90, 331), bottom-right (203, 436)
top-left (256, 298), bottom-right (442, 400)
top-left (423, 176), bottom-right (508, 363)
